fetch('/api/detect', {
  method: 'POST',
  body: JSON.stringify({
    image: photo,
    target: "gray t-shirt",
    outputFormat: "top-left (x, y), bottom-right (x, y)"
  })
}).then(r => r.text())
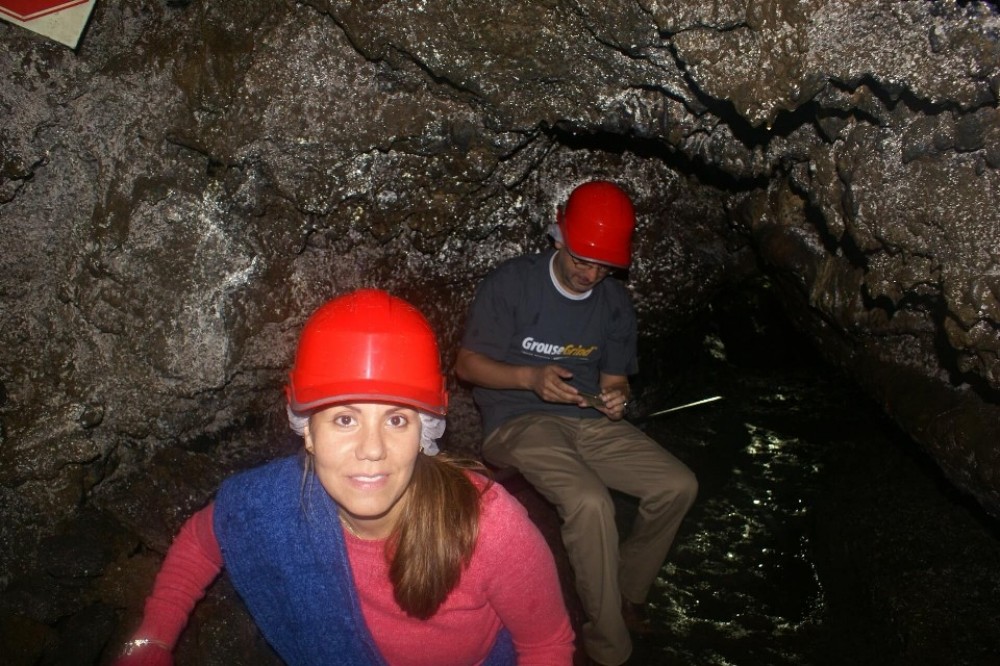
top-left (461, 250), bottom-right (638, 437)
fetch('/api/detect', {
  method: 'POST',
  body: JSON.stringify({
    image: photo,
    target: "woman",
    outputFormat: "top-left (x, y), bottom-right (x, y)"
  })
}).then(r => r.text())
top-left (115, 289), bottom-right (575, 665)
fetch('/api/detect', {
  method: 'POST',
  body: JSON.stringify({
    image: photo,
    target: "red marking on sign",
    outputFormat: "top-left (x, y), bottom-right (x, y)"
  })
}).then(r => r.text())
top-left (0, 0), bottom-right (89, 22)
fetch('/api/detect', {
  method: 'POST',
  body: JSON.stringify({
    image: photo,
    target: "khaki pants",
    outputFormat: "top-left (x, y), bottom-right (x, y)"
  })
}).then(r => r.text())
top-left (483, 414), bottom-right (698, 666)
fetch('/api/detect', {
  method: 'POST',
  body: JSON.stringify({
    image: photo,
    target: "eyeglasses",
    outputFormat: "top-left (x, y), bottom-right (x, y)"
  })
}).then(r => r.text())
top-left (567, 252), bottom-right (612, 276)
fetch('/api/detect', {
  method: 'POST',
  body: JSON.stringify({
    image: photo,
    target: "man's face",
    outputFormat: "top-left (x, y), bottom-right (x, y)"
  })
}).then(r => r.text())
top-left (553, 243), bottom-right (612, 294)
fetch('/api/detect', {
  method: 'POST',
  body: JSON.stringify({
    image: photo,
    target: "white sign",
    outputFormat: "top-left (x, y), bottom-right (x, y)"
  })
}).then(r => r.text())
top-left (0, 1), bottom-right (98, 49)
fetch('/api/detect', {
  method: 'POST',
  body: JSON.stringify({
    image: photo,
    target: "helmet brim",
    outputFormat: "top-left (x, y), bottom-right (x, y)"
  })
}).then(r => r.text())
top-left (287, 380), bottom-right (448, 417)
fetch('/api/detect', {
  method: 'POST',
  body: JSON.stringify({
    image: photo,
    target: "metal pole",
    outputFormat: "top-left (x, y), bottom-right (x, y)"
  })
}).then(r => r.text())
top-left (644, 395), bottom-right (724, 418)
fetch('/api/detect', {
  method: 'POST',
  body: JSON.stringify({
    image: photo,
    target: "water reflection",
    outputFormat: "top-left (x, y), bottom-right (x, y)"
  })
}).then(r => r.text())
top-left (624, 351), bottom-right (1000, 666)
top-left (628, 368), bottom-right (858, 665)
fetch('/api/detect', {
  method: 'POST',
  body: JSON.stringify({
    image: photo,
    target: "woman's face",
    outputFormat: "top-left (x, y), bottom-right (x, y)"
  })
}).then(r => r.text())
top-left (305, 402), bottom-right (421, 540)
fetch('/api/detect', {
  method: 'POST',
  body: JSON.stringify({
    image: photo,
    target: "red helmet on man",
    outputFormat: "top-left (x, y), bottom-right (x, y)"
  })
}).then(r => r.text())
top-left (558, 180), bottom-right (635, 269)
top-left (287, 289), bottom-right (448, 416)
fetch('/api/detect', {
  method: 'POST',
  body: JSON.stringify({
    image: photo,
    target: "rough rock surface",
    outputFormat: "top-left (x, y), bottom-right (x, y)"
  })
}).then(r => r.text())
top-left (1, 0), bottom-right (998, 663)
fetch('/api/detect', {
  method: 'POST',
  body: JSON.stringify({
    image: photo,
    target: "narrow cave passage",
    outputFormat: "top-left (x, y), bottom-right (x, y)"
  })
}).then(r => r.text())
top-left (3, 2), bottom-right (1000, 665)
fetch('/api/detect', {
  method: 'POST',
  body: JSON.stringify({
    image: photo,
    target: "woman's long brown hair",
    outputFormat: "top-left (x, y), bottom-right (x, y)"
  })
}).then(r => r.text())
top-left (387, 453), bottom-right (488, 619)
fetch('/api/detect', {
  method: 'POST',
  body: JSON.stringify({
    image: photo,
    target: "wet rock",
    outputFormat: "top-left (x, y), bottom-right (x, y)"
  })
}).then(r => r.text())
top-left (173, 577), bottom-right (282, 666)
top-left (94, 448), bottom-right (226, 553)
top-left (42, 602), bottom-right (117, 666)
top-left (0, 610), bottom-right (54, 666)
top-left (40, 527), bottom-right (109, 581)
top-left (813, 424), bottom-right (1000, 666)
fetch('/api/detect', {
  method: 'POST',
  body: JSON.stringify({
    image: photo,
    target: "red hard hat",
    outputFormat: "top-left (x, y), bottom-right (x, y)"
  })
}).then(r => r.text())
top-left (287, 289), bottom-right (448, 416)
top-left (558, 180), bottom-right (635, 269)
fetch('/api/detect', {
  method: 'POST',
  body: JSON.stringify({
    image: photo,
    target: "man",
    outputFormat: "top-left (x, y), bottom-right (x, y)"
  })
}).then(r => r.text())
top-left (456, 180), bottom-right (698, 666)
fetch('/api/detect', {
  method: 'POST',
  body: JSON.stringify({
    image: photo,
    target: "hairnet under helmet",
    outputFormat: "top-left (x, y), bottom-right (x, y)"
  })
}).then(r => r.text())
top-left (285, 289), bottom-right (448, 454)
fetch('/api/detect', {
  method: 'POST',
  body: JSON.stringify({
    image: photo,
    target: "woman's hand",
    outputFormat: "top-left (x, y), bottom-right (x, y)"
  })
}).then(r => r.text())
top-left (112, 638), bottom-right (172, 666)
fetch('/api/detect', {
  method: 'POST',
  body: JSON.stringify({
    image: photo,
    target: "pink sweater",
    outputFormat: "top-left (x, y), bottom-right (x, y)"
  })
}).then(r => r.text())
top-left (124, 476), bottom-right (574, 665)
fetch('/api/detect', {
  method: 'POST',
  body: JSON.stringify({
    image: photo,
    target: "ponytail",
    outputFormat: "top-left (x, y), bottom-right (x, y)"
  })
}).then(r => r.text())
top-left (387, 454), bottom-right (487, 619)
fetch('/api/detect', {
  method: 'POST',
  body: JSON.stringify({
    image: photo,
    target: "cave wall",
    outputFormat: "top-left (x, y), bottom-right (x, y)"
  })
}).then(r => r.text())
top-left (1, 0), bottom-right (998, 588)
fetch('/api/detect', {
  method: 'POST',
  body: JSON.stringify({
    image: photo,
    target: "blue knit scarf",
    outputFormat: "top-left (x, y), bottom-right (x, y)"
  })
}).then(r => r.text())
top-left (214, 454), bottom-right (515, 665)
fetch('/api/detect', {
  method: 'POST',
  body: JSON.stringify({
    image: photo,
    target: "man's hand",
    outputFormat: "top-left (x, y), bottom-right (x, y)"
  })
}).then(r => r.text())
top-left (527, 367), bottom-right (629, 421)
top-left (528, 365), bottom-right (584, 404)
top-left (456, 349), bottom-right (631, 417)
top-left (592, 387), bottom-right (628, 421)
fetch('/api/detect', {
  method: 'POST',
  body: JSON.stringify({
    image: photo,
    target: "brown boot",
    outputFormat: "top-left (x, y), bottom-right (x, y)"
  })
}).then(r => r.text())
top-left (621, 595), bottom-right (654, 636)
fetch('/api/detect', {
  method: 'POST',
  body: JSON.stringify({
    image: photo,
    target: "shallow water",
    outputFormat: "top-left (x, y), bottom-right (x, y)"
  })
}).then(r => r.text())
top-left (622, 332), bottom-right (1000, 666)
